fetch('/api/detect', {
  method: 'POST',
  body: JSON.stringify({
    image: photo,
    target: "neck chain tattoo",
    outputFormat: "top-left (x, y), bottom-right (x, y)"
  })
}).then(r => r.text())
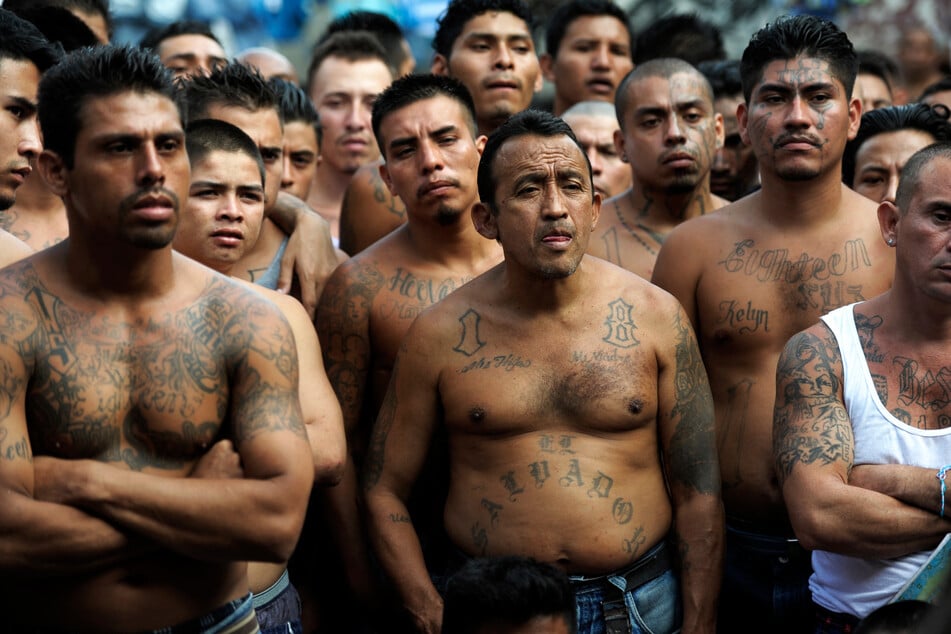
top-left (613, 194), bottom-right (666, 255)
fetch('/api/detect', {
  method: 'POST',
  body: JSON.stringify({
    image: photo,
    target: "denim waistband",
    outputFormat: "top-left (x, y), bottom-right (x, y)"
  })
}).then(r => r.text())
top-left (568, 540), bottom-right (672, 591)
top-left (252, 570), bottom-right (290, 610)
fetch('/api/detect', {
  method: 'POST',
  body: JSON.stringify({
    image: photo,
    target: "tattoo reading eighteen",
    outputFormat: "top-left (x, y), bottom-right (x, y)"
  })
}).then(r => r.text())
top-left (603, 299), bottom-right (639, 349)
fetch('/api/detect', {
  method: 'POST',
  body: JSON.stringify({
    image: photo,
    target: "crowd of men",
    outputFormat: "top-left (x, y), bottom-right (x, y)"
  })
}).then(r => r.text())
top-left (0, 1), bottom-right (949, 633)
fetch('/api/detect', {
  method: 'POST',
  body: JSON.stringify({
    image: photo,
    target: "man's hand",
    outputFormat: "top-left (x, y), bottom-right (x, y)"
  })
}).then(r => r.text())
top-left (190, 440), bottom-right (243, 479)
top-left (272, 192), bottom-right (340, 318)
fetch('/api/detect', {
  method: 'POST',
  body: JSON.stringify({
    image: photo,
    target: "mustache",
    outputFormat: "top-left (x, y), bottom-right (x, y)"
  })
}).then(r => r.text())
top-left (118, 186), bottom-right (180, 215)
top-left (773, 133), bottom-right (826, 149)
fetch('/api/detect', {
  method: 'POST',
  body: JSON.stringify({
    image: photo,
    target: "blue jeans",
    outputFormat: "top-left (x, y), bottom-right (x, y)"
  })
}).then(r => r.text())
top-left (718, 523), bottom-right (813, 634)
top-left (253, 571), bottom-right (302, 634)
top-left (572, 565), bottom-right (682, 633)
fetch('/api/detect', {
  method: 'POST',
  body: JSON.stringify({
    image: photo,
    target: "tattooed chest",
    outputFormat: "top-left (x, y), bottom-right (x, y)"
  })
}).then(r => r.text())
top-left (26, 335), bottom-right (228, 466)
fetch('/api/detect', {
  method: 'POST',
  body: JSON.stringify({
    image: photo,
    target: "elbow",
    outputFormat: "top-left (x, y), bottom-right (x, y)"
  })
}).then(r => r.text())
top-left (313, 454), bottom-right (346, 487)
top-left (789, 505), bottom-right (837, 552)
top-left (256, 508), bottom-right (307, 563)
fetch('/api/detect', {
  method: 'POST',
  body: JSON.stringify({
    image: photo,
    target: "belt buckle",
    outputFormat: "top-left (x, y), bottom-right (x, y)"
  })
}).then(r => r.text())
top-left (602, 597), bottom-right (632, 634)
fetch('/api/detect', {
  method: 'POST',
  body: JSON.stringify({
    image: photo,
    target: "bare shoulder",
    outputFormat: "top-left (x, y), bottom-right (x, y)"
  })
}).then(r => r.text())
top-left (236, 278), bottom-right (310, 329)
top-left (0, 231), bottom-right (31, 269)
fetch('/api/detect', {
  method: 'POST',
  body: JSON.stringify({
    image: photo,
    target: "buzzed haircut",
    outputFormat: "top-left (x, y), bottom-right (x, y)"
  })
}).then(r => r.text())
top-left (894, 141), bottom-right (951, 212)
top-left (634, 13), bottom-right (725, 66)
top-left (38, 44), bottom-right (179, 169)
top-left (185, 118), bottom-right (265, 185)
top-left (562, 99), bottom-right (618, 121)
top-left (306, 31), bottom-right (394, 92)
top-left (442, 556), bottom-right (578, 634)
top-left (433, 0), bottom-right (534, 58)
top-left (140, 19), bottom-right (221, 52)
top-left (182, 61), bottom-right (280, 125)
top-left (740, 14), bottom-right (857, 103)
top-left (478, 109), bottom-right (591, 214)
top-left (371, 73), bottom-right (478, 152)
top-left (0, 8), bottom-right (63, 72)
top-left (544, 0), bottom-right (632, 60)
top-left (269, 77), bottom-right (321, 146)
top-left (615, 57), bottom-right (713, 125)
top-left (320, 10), bottom-right (411, 76)
top-left (697, 58), bottom-right (742, 99)
top-left (3, 0), bottom-right (112, 40)
top-left (843, 103), bottom-right (951, 186)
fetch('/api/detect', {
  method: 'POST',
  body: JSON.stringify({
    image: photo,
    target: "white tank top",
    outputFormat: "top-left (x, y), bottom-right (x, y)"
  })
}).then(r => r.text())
top-left (811, 303), bottom-right (951, 618)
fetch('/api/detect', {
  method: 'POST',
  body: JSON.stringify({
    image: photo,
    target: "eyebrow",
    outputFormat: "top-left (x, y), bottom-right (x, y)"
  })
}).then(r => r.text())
top-left (190, 180), bottom-right (265, 193)
top-left (464, 31), bottom-right (532, 42)
top-left (389, 124), bottom-right (459, 152)
top-left (757, 81), bottom-right (838, 93)
top-left (6, 95), bottom-right (37, 117)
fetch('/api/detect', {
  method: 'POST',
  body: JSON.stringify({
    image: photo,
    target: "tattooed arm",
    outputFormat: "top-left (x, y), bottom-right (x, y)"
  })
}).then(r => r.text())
top-left (339, 164), bottom-right (406, 256)
top-left (656, 300), bottom-right (723, 634)
top-left (33, 301), bottom-right (314, 564)
top-left (364, 324), bottom-right (444, 634)
top-left (774, 326), bottom-right (951, 558)
top-left (268, 191), bottom-right (340, 318)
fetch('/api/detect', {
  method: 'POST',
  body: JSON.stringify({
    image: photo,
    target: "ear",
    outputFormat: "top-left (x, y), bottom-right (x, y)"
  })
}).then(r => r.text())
top-left (471, 201), bottom-right (499, 241)
top-left (737, 101), bottom-right (751, 146)
top-left (533, 64), bottom-right (544, 93)
top-left (539, 53), bottom-right (556, 83)
top-left (846, 95), bottom-right (862, 141)
top-left (37, 149), bottom-right (68, 197)
top-left (713, 111), bottom-right (725, 150)
top-left (379, 162), bottom-right (397, 197)
top-left (431, 54), bottom-right (449, 76)
top-left (878, 199), bottom-right (899, 247)
top-left (613, 128), bottom-right (627, 163)
top-left (590, 191), bottom-right (602, 230)
top-left (475, 134), bottom-right (488, 155)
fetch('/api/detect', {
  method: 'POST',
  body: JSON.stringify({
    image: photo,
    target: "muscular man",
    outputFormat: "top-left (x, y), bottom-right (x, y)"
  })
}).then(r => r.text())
top-left (365, 109), bottom-right (722, 634)
top-left (540, 0), bottom-right (634, 116)
top-left (173, 118), bottom-right (345, 634)
top-left (588, 58), bottom-right (725, 280)
top-left (843, 103), bottom-right (951, 204)
top-left (774, 142), bottom-right (951, 630)
top-left (0, 44), bottom-right (313, 632)
top-left (0, 9), bottom-right (59, 267)
top-left (305, 31), bottom-right (395, 246)
top-left (651, 16), bottom-right (895, 633)
top-left (316, 73), bottom-right (502, 622)
top-left (561, 100), bottom-right (631, 200)
top-left (339, 0), bottom-right (543, 255)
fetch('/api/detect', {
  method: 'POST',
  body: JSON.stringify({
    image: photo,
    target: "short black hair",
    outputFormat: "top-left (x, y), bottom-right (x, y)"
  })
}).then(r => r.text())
top-left (14, 6), bottom-right (99, 53)
top-left (919, 76), bottom-right (951, 103)
top-left (545, 0), bottom-right (632, 60)
top-left (698, 58), bottom-right (743, 99)
top-left (843, 103), bottom-right (951, 186)
top-left (857, 50), bottom-right (898, 95)
top-left (38, 44), bottom-right (180, 169)
top-left (634, 13), bottom-right (725, 66)
top-left (442, 556), bottom-right (578, 634)
top-left (0, 8), bottom-right (63, 72)
top-left (140, 20), bottom-right (221, 52)
top-left (894, 141), bottom-right (951, 212)
top-left (372, 73), bottom-right (477, 155)
top-left (320, 11), bottom-right (410, 75)
top-left (185, 118), bottom-right (265, 186)
top-left (4, 0), bottom-right (111, 40)
top-left (478, 109), bottom-right (591, 214)
top-left (306, 31), bottom-right (394, 93)
top-left (433, 0), bottom-right (534, 58)
top-left (269, 77), bottom-right (320, 146)
top-left (740, 14), bottom-right (857, 103)
top-left (615, 57), bottom-right (712, 126)
top-left (182, 61), bottom-right (280, 125)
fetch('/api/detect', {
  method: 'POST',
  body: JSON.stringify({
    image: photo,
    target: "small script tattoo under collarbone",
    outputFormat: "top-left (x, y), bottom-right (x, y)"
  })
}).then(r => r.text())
top-left (457, 353), bottom-right (530, 374)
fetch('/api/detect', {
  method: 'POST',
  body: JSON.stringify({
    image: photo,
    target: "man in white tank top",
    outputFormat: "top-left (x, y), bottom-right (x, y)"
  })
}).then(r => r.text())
top-left (773, 142), bottom-right (951, 632)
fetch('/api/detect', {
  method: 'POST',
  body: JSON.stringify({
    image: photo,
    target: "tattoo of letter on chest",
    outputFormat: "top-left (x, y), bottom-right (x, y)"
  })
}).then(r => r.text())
top-left (454, 308), bottom-right (486, 356)
top-left (603, 299), bottom-right (639, 349)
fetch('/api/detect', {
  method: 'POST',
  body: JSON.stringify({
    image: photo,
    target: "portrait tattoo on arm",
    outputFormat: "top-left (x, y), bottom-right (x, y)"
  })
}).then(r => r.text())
top-left (773, 330), bottom-right (852, 483)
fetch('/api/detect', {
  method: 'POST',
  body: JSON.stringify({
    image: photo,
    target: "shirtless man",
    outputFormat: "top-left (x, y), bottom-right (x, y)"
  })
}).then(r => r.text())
top-left (140, 19), bottom-right (227, 79)
top-left (561, 100), bottom-right (631, 200)
top-left (540, 0), bottom-right (634, 116)
top-left (365, 109), bottom-right (722, 634)
top-left (339, 0), bottom-right (543, 255)
top-left (173, 118), bottom-right (345, 634)
top-left (237, 47), bottom-right (299, 84)
top-left (0, 9), bottom-right (59, 267)
top-left (315, 73), bottom-right (502, 622)
top-left (305, 32), bottom-right (395, 247)
top-left (650, 16), bottom-right (895, 633)
top-left (0, 44), bottom-right (313, 632)
top-left (588, 58), bottom-right (725, 280)
top-left (774, 142), bottom-right (951, 631)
